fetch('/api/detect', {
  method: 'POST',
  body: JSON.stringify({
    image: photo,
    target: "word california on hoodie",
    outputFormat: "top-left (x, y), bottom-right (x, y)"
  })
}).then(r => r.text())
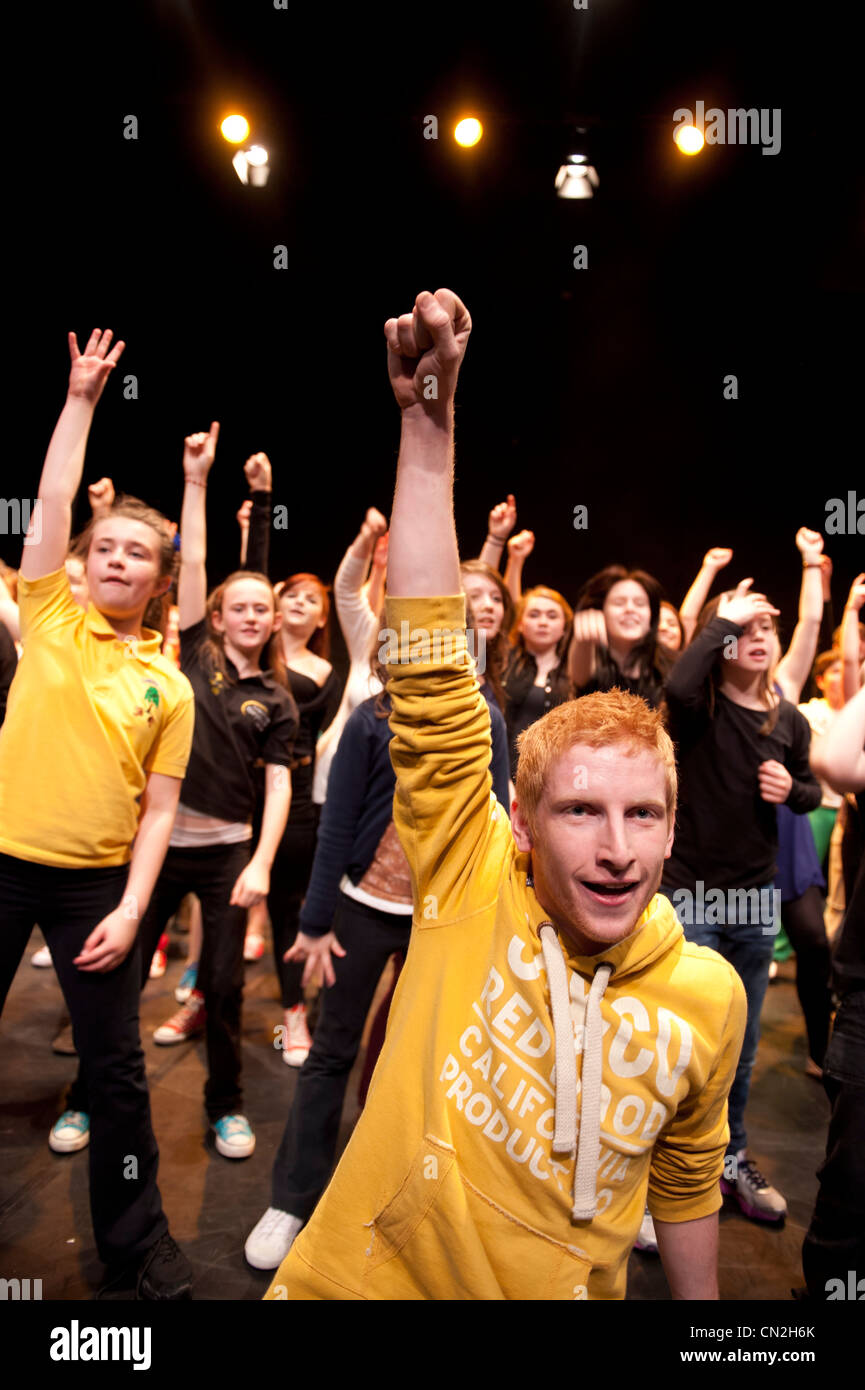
top-left (265, 596), bottom-right (747, 1301)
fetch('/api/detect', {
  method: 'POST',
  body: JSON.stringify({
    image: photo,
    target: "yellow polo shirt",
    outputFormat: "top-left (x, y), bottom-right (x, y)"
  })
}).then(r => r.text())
top-left (0, 568), bottom-right (194, 868)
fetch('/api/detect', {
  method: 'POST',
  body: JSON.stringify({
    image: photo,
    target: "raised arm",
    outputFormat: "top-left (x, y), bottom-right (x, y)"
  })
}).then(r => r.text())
top-left (840, 573), bottom-right (865, 704)
top-left (244, 452), bottom-right (272, 575)
top-left (811, 681), bottom-right (865, 795)
top-left (237, 499), bottom-right (252, 566)
top-left (365, 528), bottom-right (388, 617)
top-left (335, 507), bottom-right (387, 660)
top-left (678, 547), bottom-right (733, 645)
top-left (21, 329), bottom-right (125, 582)
top-left (385, 290), bottom-right (470, 596)
top-left (178, 422), bottom-right (220, 630)
top-left (479, 495), bottom-right (516, 572)
top-left (0, 572), bottom-right (20, 643)
top-left (773, 528), bottom-right (825, 701)
top-left (503, 529), bottom-right (534, 604)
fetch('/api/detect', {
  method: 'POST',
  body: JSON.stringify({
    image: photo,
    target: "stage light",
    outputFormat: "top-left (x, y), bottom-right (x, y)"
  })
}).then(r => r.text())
top-left (555, 154), bottom-right (599, 199)
top-left (221, 114), bottom-right (250, 144)
top-left (232, 146), bottom-right (270, 187)
top-left (674, 124), bottom-right (704, 155)
top-left (454, 117), bottom-right (483, 147)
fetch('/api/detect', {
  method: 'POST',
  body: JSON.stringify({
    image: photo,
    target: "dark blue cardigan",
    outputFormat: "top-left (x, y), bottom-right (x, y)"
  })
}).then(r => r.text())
top-left (299, 685), bottom-right (511, 936)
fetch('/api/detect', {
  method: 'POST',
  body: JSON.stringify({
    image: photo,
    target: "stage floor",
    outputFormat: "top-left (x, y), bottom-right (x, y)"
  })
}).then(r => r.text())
top-left (0, 931), bottom-right (828, 1301)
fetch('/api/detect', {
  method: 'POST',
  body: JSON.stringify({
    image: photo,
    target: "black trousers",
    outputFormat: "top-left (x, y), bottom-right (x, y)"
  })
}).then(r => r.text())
top-left (268, 807), bottom-right (319, 1010)
top-left (69, 841), bottom-right (252, 1123)
top-left (782, 884), bottom-right (833, 1068)
top-left (0, 851), bottom-right (167, 1267)
top-left (802, 989), bottom-right (865, 1297)
top-left (271, 891), bottom-right (411, 1219)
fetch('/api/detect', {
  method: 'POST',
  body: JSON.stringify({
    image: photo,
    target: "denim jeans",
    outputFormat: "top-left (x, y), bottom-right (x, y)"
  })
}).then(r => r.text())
top-left (660, 882), bottom-right (775, 1154)
top-left (802, 989), bottom-right (865, 1298)
top-left (272, 891), bottom-right (411, 1219)
top-left (0, 852), bottom-right (168, 1267)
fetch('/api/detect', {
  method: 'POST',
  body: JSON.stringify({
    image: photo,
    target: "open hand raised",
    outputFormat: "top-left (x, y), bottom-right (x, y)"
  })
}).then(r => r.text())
top-left (68, 328), bottom-right (125, 405)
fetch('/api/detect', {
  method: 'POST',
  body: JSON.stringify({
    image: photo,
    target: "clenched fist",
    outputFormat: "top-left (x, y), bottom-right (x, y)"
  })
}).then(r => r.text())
top-left (384, 289), bottom-right (471, 413)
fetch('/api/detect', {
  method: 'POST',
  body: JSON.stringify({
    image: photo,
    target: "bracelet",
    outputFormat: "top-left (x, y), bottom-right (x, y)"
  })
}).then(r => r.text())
top-left (802, 562), bottom-right (822, 569)
top-left (485, 534), bottom-right (505, 547)
top-left (184, 477), bottom-right (207, 488)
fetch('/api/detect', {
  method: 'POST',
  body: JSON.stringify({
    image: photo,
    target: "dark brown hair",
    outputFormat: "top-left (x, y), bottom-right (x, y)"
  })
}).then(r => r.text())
top-left (692, 593), bottom-right (780, 734)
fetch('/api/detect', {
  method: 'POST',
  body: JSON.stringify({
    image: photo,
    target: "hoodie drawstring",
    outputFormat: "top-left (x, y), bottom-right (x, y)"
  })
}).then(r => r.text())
top-left (539, 923), bottom-right (613, 1222)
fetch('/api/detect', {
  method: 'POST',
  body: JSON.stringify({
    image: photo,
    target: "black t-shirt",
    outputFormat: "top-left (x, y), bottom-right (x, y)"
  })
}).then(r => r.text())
top-left (178, 619), bottom-right (299, 821)
top-left (833, 795), bottom-right (865, 995)
top-left (663, 616), bottom-right (821, 893)
top-left (504, 650), bottom-right (572, 779)
top-left (286, 664), bottom-right (341, 814)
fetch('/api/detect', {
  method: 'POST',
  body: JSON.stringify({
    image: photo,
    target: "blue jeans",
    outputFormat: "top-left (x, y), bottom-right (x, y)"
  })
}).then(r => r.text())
top-left (660, 882), bottom-right (776, 1155)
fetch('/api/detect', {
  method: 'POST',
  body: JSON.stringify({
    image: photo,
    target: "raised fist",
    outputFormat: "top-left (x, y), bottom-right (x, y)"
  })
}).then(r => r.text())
top-left (795, 527), bottom-right (824, 563)
top-left (703, 547), bottom-right (733, 571)
top-left (244, 452), bottom-right (272, 492)
top-left (507, 529), bottom-right (535, 561)
top-left (488, 495), bottom-right (517, 541)
top-left (573, 609), bottom-right (608, 647)
top-left (384, 289), bottom-right (471, 412)
top-left (360, 507), bottom-right (388, 545)
top-left (846, 573), bottom-right (865, 615)
top-left (88, 477), bottom-right (115, 516)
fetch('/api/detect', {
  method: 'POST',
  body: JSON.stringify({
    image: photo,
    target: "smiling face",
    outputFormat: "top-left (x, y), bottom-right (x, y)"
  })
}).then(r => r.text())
top-left (657, 601), bottom-right (682, 653)
top-left (816, 659), bottom-right (843, 710)
top-left (603, 579), bottom-right (652, 647)
top-left (519, 596), bottom-right (566, 655)
top-left (86, 517), bottom-right (169, 621)
top-left (279, 580), bottom-right (326, 639)
top-left (462, 573), bottom-right (506, 639)
top-left (512, 742), bottom-right (674, 956)
top-left (211, 578), bottom-right (279, 661)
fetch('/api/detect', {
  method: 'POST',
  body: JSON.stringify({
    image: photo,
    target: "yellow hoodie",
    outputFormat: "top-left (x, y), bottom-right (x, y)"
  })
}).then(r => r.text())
top-left (265, 596), bottom-right (747, 1301)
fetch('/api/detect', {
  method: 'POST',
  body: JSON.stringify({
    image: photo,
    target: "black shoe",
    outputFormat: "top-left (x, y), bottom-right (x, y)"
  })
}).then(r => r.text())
top-left (136, 1233), bottom-right (193, 1300)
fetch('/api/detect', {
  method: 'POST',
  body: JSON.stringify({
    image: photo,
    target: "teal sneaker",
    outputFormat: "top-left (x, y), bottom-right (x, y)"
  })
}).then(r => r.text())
top-left (213, 1113), bottom-right (256, 1159)
top-left (49, 1110), bottom-right (90, 1153)
top-left (175, 962), bottom-right (198, 1003)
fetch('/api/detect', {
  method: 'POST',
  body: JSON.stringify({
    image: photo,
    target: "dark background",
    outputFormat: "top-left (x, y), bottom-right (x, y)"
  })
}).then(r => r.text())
top-left (7, 0), bottom-right (863, 651)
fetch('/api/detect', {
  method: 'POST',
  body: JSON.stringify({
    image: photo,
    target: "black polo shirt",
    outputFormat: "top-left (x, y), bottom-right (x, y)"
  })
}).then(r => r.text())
top-left (178, 619), bottom-right (298, 821)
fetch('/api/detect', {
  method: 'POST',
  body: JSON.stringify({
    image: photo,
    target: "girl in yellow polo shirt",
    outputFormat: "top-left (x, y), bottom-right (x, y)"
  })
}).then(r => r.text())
top-left (0, 328), bottom-right (195, 1300)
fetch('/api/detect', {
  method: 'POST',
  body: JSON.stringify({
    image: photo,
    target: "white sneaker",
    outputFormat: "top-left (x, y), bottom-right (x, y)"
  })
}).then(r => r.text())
top-left (282, 1004), bottom-right (312, 1068)
top-left (634, 1208), bottom-right (659, 1253)
top-left (721, 1150), bottom-right (787, 1223)
top-left (31, 944), bottom-right (52, 968)
top-left (245, 1207), bottom-right (303, 1270)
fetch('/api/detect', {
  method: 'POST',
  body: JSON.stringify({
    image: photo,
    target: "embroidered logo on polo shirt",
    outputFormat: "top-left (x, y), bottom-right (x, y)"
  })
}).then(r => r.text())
top-left (241, 699), bottom-right (270, 731)
top-left (133, 680), bottom-right (162, 726)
